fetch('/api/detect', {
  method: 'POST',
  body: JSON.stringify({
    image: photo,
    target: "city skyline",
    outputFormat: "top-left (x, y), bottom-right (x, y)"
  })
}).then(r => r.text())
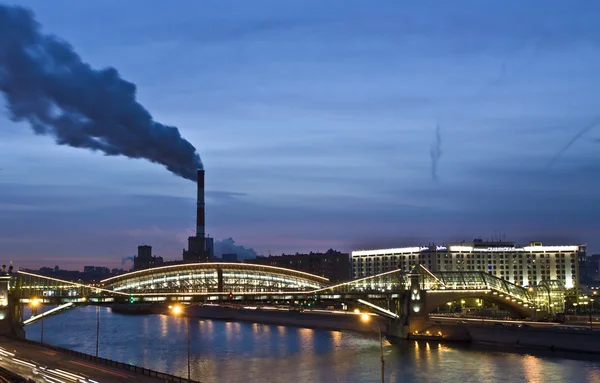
top-left (1, 0), bottom-right (600, 269)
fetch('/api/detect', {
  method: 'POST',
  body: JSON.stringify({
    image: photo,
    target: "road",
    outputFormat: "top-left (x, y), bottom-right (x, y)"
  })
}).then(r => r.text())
top-left (0, 337), bottom-right (171, 383)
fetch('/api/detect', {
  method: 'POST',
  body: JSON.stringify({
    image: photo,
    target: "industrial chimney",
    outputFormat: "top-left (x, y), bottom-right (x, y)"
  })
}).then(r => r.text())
top-left (183, 169), bottom-right (208, 262)
top-left (196, 169), bottom-right (205, 238)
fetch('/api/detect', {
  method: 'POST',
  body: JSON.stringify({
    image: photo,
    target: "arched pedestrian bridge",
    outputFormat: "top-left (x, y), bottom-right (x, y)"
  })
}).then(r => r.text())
top-left (3, 264), bottom-right (561, 328)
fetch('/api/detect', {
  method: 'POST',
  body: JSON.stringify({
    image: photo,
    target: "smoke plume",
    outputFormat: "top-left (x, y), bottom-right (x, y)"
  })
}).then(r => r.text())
top-left (0, 5), bottom-right (202, 181)
top-left (430, 124), bottom-right (442, 181)
top-left (121, 256), bottom-right (135, 266)
top-left (214, 237), bottom-right (258, 260)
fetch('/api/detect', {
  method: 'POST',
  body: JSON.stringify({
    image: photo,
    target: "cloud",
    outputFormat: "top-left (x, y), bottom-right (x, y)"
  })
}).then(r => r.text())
top-left (205, 190), bottom-right (247, 202)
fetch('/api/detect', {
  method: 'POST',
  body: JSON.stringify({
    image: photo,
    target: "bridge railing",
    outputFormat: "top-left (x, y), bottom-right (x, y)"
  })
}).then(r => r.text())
top-left (13, 271), bottom-right (128, 301)
top-left (312, 269), bottom-right (408, 295)
top-left (430, 269), bottom-right (533, 303)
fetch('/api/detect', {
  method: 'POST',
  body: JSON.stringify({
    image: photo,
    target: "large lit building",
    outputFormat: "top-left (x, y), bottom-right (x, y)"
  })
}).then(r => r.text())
top-left (352, 240), bottom-right (586, 289)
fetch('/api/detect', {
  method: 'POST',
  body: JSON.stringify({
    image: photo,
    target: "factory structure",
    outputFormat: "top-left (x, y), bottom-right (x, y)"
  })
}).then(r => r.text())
top-left (182, 169), bottom-right (214, 262)
top-left (352, 239), bottom-right (586, 290)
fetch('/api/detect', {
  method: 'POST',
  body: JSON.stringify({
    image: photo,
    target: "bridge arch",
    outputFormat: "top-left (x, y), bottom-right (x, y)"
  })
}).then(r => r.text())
top-left (100, 263), bottom-right (330, 295)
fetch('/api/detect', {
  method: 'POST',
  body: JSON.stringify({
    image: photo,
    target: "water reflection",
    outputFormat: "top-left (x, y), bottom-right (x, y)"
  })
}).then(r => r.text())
top-left (23, 306), bottom-right (600, 383)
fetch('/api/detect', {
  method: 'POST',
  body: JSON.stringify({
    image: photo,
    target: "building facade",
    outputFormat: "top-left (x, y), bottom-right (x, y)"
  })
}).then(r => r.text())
top-left (133, 245), bottom-right (164, 271)
top-left (245, 249), bottom-right (351, 282)
top-left (352, 240), bottom-right (585, 289)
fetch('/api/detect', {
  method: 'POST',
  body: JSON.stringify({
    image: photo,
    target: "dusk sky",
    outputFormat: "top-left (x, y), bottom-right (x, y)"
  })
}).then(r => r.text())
top-left (1, 0), bottom-right (599, 270)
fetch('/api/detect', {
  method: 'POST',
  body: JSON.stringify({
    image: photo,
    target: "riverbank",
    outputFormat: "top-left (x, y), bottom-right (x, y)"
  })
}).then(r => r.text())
top-left (111, 303), bottom-right (389, 334)
top-left (110, 304), bottom-right (600, 354)
top-left (416, 321), bottom-right (600, 354)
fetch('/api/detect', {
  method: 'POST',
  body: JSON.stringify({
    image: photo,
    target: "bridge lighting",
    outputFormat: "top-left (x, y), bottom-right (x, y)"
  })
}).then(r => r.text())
top-left (354, 309), bottom-right (360, 314)
top-left (360, 313), bottom-right (370, 322)
top-left (30, 298), bottom-right (39, 307)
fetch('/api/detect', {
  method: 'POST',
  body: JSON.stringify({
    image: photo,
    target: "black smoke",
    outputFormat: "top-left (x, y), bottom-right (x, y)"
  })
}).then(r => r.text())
top-left (0, 5), bottom-right (202, 181)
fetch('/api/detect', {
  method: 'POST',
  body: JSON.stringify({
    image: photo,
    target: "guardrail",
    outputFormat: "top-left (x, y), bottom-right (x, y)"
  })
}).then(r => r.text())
top-left (21, 339), bottom-right (200, 383)
top-left (0, 366), bottom-right (35, 383)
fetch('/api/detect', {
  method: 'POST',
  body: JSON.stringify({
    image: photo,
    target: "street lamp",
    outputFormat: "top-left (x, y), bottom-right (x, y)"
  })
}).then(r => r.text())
top-left (171, 305), bottom-right (190, 381)
top-left (360, 313), bottom-right (384, 383)
top-left (30, 298), bottom-right (43, 344)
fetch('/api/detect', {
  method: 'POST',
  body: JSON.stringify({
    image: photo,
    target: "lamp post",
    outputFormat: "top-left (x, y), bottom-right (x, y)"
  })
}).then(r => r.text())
top-left (31, 298), bottom-right (43, 344)
top-left (360, 313), bottom-right (384, 383)
top-left (171, 305), bottom-right (190, 382)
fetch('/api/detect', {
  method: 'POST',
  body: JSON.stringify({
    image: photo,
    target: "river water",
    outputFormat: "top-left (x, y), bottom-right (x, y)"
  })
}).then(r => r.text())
top-left (24, 306), bottom-right (600, 383)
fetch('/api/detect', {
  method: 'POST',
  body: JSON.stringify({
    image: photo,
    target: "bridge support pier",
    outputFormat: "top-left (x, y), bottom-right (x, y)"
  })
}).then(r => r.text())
top-left (405, 272), bottom-right (429, 337)
top-left (0, 274), bottom-right (25, 339)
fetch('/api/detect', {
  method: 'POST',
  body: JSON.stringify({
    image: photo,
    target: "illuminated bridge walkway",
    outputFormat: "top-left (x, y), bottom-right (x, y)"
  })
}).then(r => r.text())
top-left (5, 263), bottom-right (548, 325)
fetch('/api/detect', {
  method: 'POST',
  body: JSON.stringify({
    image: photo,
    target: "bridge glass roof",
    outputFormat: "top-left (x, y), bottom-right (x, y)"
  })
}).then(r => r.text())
top-left (100, 263), bottom-right (329, 295)
top-left (433, 270), bottom-right (532, 302)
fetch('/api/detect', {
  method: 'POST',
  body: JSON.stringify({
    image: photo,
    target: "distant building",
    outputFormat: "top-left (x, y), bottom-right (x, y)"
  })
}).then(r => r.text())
top-left (83, 266), bottom-right (110, 274)
top-left (206, 237), bottom-right (215, 260)
top-left (582, 254), bottom-right (600, 283)
top-left (221, 253), bottom-right (239, 263)
top-left (25, 265), bottom-right (113, 283)
top-left (352, 239), bottom-right (585, 290)
top-left (133, 245), bottom-right (163, 271)
top-left (245, 249), bottom-right (351, 282)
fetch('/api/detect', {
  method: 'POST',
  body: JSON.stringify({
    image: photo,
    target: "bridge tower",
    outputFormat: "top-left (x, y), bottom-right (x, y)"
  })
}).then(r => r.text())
top-left (0, 268), bottom-right (25, 339)
top-left (406, 271), bottom-right (428, 336)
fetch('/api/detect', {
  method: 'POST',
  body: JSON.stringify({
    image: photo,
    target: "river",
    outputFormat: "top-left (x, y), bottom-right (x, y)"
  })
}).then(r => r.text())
top-left (24, 306), bottom-right (600, 383)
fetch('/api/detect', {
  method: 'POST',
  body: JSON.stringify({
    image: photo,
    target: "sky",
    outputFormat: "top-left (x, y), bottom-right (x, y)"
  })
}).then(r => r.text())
top-left (1, 0), bottom-right (599, 270)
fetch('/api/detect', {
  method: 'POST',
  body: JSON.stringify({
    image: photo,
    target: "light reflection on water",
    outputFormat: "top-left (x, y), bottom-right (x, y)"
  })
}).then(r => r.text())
top-left (24, 306), bottom-right (600, 383)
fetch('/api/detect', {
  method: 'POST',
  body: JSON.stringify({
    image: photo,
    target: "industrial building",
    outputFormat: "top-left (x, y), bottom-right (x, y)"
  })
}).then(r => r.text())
top-left (352, 239), bottom-right (586, 290)
top-left (245, 249), bottom-right (351, 282)
top-left (182, 169), bottom-right (214, 262)
top-left (133, 245), bottom-right (163, 271)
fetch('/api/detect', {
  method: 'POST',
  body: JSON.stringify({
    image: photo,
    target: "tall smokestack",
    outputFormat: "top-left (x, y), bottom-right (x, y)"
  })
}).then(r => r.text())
top-left (196, 169), bottom-right (205, 239)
